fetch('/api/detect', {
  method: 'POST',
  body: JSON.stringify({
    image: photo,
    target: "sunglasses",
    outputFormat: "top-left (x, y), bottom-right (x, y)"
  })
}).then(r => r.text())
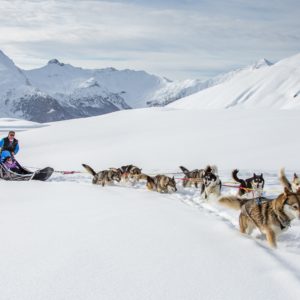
top-left (9, 134), bottom-right (15, 137)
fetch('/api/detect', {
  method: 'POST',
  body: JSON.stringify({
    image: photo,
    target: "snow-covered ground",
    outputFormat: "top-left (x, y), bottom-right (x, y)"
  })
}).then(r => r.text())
top-left (0, 109), bottom-right (299, 300)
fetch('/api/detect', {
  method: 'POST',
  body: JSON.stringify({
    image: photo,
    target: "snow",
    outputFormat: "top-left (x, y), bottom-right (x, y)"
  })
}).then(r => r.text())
top-left (1, 180), bottom-right (300, 300)
top-left (1, 91), bottom-right (300, 299)
top-left (0, 118), bottom-right (46, 133)
top-left (169, 53), bottom-right (300, 110)
top-left (15, 108), bottom-right (300, 171)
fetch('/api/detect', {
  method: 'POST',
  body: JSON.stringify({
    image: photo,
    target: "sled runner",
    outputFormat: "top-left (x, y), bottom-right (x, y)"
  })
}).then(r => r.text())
top-left (0, 161), bottom-right (54, 181)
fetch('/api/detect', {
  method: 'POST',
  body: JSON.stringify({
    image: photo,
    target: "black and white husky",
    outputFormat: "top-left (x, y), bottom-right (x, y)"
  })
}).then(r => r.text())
top-left (200, 165), bottom-right (221, 200)
top-left (232, 169), bottom-right (264, 198)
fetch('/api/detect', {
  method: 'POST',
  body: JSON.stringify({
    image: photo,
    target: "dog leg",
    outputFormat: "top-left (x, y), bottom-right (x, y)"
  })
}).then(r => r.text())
top-left (239, 214), bottom-right (248, 234)
top-left (265, 228), bottom-right (277, 248)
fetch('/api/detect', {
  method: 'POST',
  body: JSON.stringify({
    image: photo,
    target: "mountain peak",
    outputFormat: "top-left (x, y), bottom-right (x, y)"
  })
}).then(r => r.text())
top-left (48, 59), bottom-right (65, 66)
top-left (252, 58), bottom-right (273, 69)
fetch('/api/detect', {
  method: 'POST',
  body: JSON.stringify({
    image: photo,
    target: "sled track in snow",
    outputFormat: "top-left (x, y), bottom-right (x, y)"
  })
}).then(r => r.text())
top-left (48, 171), bottom-right (300, 277)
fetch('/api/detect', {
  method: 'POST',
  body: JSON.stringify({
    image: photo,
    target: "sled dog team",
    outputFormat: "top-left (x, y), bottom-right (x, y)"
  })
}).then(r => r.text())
top-left (83, 163), bottom-right (300, 248)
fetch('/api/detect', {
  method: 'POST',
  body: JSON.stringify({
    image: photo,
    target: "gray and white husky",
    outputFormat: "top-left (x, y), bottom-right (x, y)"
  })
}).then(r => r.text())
top-left (179, 166), bottom-right (204, 188)
top-left (82, 164), bottom-right (121, 186)
top-left (118, 164), bottom-right (142, 184)
top-left (138, 173), bottom-right (177, 193)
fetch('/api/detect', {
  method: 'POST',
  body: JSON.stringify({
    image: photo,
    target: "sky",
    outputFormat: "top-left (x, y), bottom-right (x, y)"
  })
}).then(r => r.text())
top-left (0, 0), bottom-right (299, 80)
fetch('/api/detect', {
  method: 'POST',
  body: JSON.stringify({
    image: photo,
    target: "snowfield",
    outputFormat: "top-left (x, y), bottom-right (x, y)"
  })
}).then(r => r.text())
top-left (0, 108), bottom-right (300, 300)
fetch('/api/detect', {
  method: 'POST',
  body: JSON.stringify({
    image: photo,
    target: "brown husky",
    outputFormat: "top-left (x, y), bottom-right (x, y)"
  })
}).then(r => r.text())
top-left (138, 173), bottom-right (177, 193)
top-left (279, 168), bottom-right (300, 193)
top-left (218, 188), bottom-right (300, 248)
top-left (82, 164), bottom-right (121, 186)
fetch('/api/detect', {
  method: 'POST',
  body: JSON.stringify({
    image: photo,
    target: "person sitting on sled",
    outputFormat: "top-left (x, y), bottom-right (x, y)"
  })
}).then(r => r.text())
top-left (1, 151), bottom-right (22, 173)
top-left (0, 131), bottom-right (20, 158)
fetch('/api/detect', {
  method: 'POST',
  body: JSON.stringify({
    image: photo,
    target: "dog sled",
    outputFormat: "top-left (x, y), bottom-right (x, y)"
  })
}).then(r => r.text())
top-left (0, 161), bottom-right (54, 181)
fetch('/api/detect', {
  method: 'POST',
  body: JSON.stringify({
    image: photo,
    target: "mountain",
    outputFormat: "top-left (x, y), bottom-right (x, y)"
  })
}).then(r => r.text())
top-left (169, 54), bottom-right (300, 110)
top-left (1, 49), bottom-right (299, 123)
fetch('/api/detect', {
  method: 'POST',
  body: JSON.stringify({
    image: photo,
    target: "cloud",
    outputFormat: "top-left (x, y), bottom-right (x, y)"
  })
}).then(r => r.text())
top-left (0, 0), bottom-right (299, 79)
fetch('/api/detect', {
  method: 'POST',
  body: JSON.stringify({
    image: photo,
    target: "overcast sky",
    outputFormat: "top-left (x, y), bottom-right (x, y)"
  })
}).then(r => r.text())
top-left (0, 0), bottom-right (299, 80)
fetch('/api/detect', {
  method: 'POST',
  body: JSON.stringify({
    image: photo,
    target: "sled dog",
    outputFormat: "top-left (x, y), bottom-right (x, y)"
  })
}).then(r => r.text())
top-left (138, 173), bottom-right (177, 193)
top-left (82, 164), bottom-right (121, 186)
top-left (118, 164), bottom-right (142, 183)
top-left (218, 188), bottom-right (300, 248)
top-left (232, 169), bottom-right (264, 197)
top-left (179, 166), bottom-right (204, 188)
top-left (279, 168), bottom-right (300, 193)
top-left (200, 165), bottom-right (221, 200)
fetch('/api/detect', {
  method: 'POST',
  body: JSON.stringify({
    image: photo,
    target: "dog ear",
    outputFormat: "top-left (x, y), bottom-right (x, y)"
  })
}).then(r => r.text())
top-left (284, 187), bottom-right (291, 196)
top-left (275, 189), bottom-right (290, 211)
top-left (253, 173), bottom-right (257, 177)
top-left (294, 173), bottom-right (298, 179)
top-left (260, 173), bottom-right (263, 178)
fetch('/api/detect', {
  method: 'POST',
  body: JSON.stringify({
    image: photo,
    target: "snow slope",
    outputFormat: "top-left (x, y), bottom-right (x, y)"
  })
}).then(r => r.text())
top-left (169, 54), bottom-right (300, 109)
top-left (16, 108), bottom-right (300, 171)
top-left (1, 108), bottom-right (300, 299)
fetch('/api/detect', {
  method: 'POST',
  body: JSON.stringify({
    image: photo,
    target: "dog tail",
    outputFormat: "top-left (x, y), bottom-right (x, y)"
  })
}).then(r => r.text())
top-left (82, 164), bottom-right (97, 176)
top-left (279, 168), bottom-right (292, 191)
top-left (232, 169), bottom-right (244, 184)
top-left (179, 166), bottom-right (189, 175)
top-left (218, 195), bottom-right (248, 210)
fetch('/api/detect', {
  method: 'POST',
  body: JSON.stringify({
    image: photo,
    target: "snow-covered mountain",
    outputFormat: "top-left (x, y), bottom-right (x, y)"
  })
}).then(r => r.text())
top-left (2, 49), bottom-right (213, 122)
top-left (1, 49), bottom-right (299, 123)
top-left (169, 55), bottom-right (300, 109)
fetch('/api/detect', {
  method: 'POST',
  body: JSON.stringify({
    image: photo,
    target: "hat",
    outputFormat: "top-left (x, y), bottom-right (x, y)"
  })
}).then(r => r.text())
top-left (1, 150), bottom-right (11, 162)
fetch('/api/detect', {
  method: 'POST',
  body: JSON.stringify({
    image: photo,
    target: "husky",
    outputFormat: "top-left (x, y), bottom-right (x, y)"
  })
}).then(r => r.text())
top-left (218, 188), bottom-right (300, 248)
top-left (118, 164), bottom-right (142, 184)
top-left (279, 168), bottom-right (300, 193)
top-left (179, 166), bottom-right (204, 188)
top-left (138, 173), bottom-right (177, 193)
top-left (232, 169), bottom-right (264, 197)
top-left (200, 165), bottom-right (221, 200)
top-left (82, 164), bottom-right (121, 186)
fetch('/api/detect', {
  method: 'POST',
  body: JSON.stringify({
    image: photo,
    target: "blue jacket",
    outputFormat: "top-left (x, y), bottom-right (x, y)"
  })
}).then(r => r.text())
top-left (0, 137), bottom-right (19, 155)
